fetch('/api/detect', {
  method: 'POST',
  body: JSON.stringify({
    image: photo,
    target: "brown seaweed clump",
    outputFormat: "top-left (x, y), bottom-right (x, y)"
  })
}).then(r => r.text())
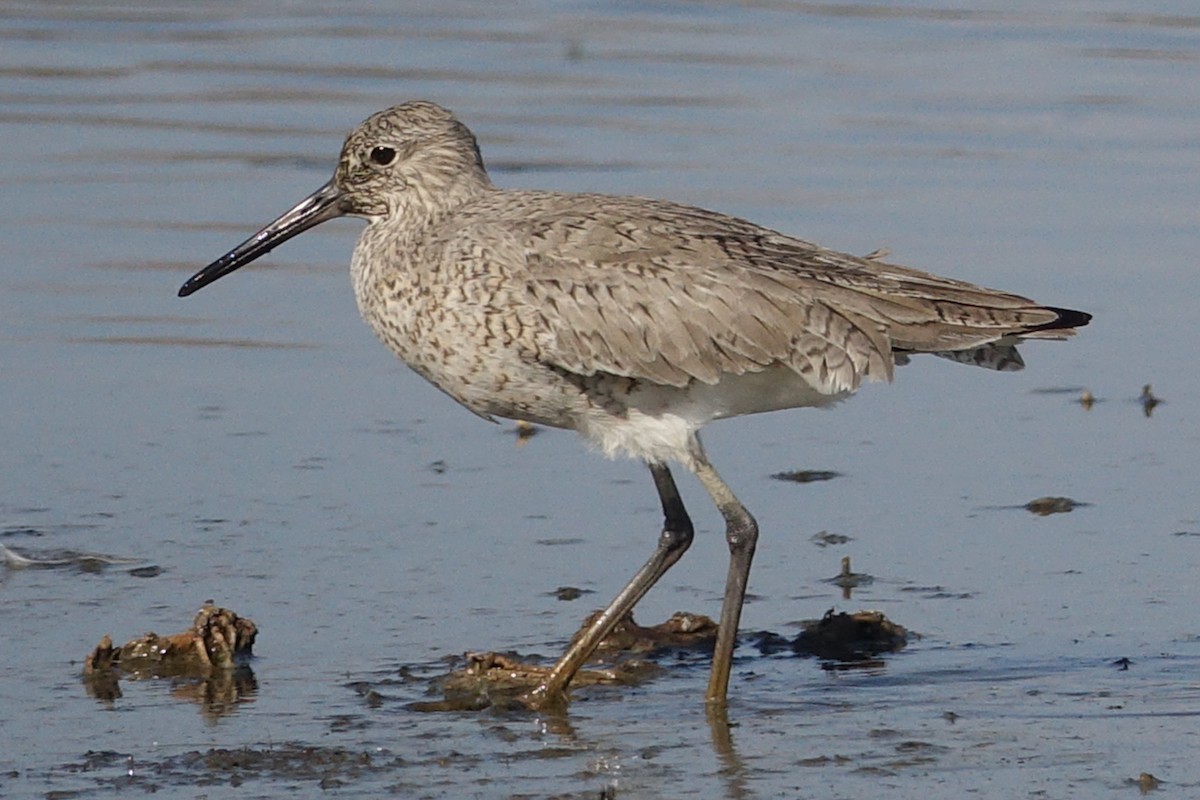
top-left (580, 610), bottom-right (718, 657)
top-left (84, 602), bottom-right (257, 676)
top-left (82, 603), bottom-right (258, 713)
top-left (415, 611), bottom-right (717, 712)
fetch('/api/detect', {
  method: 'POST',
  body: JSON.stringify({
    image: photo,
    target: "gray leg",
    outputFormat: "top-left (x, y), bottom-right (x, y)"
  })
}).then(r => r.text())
top-left (686, 435), bottom-right (758, 705)
top-left (524, 461), bottom-right (694, 709)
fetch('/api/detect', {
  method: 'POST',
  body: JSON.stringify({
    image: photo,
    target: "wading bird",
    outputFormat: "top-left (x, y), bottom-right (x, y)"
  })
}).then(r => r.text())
top-left (180, 101), bottom-right (1090, 709)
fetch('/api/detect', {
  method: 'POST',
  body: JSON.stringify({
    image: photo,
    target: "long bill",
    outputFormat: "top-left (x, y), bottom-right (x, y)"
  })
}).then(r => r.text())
top-left (178, 180), bottom-right (346, 297)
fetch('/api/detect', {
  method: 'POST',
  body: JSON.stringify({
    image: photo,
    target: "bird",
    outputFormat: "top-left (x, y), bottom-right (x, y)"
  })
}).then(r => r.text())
top-left (179, 101), bottom-right (1090, 709)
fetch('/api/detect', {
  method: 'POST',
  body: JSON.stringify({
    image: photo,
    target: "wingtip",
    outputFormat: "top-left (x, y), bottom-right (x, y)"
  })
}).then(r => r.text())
top-left (1042, 306), bottom-right (1092, 333)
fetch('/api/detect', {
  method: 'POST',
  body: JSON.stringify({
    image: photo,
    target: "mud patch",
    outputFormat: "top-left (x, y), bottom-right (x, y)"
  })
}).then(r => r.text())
top-left (40, 744), bottom-right (406, 795)
top-left (401, 609), bottom-right (907, 712)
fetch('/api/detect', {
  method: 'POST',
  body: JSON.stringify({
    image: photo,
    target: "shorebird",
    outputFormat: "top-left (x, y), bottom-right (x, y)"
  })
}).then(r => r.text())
top-left (179, 101), bottom-right (1090, 709)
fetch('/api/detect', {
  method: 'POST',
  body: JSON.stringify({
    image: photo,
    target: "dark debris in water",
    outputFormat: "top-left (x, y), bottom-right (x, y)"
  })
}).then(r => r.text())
top-left (1140, 384), bottom-right (1162, 417)
top-left (81, 603), bottom-right (258, 716)
top-left (1134, 772), bottom-right (1162, 793)
top-left (383, 607), bottom-right (911, 713)
top-left (810, 530), bottom-right (853, 547)
top-left (414, 611), bottom-right (718, 712)
top-left (898, 585), bottom-right (975, 600)
top-left (980, 496), bottom-right (1090, 516)
top-left (548, 585), bottom-right (595, 601)
top-left (414, 650), bottom-right (665, 712)
top-left (770, 469), bottom-right (842, 484)
top-left (1029, 385), bottom-right (1089, 395)
top-left (824, 556), bottom-right (874, 590)
top-left (512, 419), bottom-right (539, 443)
top-left (581, 609), bottom-right (719, 656)
top-left (774, 609), bottom-right (908, 663)
top-left (1024, 496), bottom-right (1087, 516)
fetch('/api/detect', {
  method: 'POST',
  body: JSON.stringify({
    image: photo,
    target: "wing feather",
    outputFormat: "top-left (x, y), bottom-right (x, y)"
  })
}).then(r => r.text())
top-left (436, 191), bottom-right (1087, 391)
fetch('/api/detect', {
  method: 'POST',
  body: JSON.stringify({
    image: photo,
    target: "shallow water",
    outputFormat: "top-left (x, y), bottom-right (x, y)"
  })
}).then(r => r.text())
top-left (3, 1), bottom-right (1199, 797)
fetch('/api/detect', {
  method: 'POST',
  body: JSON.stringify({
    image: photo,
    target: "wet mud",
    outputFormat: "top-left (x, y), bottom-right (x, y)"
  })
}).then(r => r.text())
top-left (408, 608), bottom-right (907, 712)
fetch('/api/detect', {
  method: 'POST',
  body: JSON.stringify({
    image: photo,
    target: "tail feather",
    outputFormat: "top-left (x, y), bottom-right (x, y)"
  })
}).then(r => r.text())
top-left (1027, 306), bottom-right (1092, 335)
top-left (895, 305), bottom-right (1090, 373)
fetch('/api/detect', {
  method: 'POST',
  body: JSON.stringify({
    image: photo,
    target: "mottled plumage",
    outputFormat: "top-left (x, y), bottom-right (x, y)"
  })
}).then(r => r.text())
top-left (180, 101), bottom-right (1090, 709)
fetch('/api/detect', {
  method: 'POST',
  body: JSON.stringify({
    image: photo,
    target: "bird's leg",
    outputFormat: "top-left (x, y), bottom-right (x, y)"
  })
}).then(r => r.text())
top-left (686, 435), bottom-right (758, 706)
top-left (522, 461), bottom-right (694, 711)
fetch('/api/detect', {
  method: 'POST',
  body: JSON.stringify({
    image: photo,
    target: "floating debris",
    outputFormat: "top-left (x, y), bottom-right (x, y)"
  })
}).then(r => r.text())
top-left (792, 609), bottom-right (909, 662)
top-left (417, 607), bottom-right (907, 710)
top-left (579, 610), bottom-right (718, 657)
top-left (810, 530), bottom-right (853, 547)
top-left (1024, 496), bottom-right (1084, 516)
top-left (900, 585), bottom-right (975, 600)
top-left (82, 603), bottom-right (258, 713)
top-left (1078, 389), bottom-right (1096, 410)
top-left (824, 557), bottom-right (874, 591)
top-left (417, 650), bottom-right (662, 712)
top-left (548, 586), bottom-right (593, 602)
top-left (513, 419), bottom-right (539, 445)
top-left (824, 556), bottom-right (874, 599)
top-left (1140, 384), bottom-right (1161, 417)
top-left (1135, 772), bottom-right (1162, 793)
top-left (771, 469), bottom-right (842, 484)
top-left (1029, 385), bottom-right (1088, 396)
top-left (418, 611), bottom-right (717, 711)
top-left (84, 602), bottom-right (257, 678)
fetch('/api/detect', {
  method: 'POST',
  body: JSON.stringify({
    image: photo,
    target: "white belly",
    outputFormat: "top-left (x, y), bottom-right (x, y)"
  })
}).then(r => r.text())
top-left (578, 365), bottom-right (850, 466)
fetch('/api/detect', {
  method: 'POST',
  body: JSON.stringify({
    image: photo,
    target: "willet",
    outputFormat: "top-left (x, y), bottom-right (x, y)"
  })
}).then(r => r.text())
top-left (179, 101), bottom-right (1090, 709)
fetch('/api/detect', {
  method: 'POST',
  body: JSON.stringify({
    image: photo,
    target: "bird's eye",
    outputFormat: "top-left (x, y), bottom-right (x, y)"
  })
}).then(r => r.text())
top-left (369, 146), bottom-right (397, 166)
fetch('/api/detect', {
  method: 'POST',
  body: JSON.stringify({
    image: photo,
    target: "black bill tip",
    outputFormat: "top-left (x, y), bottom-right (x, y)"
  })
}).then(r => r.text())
top-left (177, 179), bottom-right (345, 298)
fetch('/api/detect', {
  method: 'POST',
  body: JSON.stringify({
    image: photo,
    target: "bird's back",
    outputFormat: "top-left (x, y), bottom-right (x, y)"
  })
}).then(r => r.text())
top-left (403, 188), bottom-right (1089, 402)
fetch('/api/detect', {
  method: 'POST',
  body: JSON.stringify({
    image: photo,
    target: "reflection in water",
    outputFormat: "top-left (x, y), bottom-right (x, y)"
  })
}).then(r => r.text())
top-left (707, 704), bottom-right (750, 800)
top-left (84, 664), bottom-right (259, 720)
top-left (824, 555), bottom-right (874, 600)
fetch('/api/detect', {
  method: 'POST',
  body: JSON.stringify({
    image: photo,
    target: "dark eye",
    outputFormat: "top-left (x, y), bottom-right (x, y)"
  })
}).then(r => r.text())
top-left (369, 146), bottom-right (397, 166)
